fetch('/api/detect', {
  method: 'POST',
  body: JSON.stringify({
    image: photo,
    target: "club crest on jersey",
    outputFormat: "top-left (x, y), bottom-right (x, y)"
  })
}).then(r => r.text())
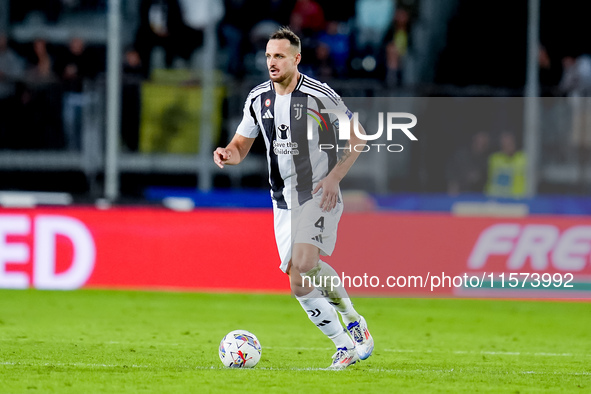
top-left (277, 124), bottom-right (290, 140)
top-left (265, 98), bottom-right (271, 107)
top-left (293, 103), bottom-right (304, 120)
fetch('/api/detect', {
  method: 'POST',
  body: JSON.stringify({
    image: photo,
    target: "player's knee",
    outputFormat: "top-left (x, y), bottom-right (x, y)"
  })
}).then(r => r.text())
top-left (292, 244), bottom-right (319, 273)
top-left (289, 272), bottom-right (302, 288)
top-left (291, 257), bottom-right (317, 274)
top-left (289, 272), bottom-right (314, 297)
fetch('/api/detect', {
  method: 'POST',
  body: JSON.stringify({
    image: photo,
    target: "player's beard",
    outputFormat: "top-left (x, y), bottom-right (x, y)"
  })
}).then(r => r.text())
top-left (269, 66), bottom-right (296, 84)
top-left (269, 70), bottom-right (286, 83)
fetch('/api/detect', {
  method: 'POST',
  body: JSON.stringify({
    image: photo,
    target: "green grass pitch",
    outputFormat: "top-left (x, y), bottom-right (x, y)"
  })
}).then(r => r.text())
top-left (0, 289), bottom-right (589, 393)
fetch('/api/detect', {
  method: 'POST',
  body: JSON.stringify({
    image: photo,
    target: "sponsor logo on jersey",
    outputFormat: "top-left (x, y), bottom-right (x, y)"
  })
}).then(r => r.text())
top-left (277, 124), bottom-right (290, 139)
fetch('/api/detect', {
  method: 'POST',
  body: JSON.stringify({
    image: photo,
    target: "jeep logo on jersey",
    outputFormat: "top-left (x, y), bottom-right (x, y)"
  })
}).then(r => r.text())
top-left (307, 110), bottom-right (418, 153)
top-left (277, 124), bottom-right (290, 140)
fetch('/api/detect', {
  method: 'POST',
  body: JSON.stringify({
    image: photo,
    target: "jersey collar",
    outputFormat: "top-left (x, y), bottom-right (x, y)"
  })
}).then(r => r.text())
top-left (269, 73), bottom-right (306, 93)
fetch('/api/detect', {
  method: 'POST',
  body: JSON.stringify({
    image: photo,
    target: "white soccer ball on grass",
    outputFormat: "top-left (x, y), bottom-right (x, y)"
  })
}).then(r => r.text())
top-left (219, 330), bottom-right (262, 368)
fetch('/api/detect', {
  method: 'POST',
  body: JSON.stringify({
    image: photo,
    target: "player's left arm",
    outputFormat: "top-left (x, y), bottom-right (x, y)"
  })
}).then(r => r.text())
top-left (313, 121), bottom-right (367, 212)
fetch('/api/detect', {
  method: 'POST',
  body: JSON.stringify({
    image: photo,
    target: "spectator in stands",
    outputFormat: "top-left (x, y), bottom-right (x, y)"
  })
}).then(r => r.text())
top-left (290, 0), bottom-right (326, 37)
top-left (11, 79), bottom-right (64, 150)
top-left (538, 44), bottom-right (562, 93)
top-left (21, 37), bottom-right (63, 149)
top-left (220, 0), bottom-right (255, 78)
top-left (134, 0), bottom-right (189, 76)
top-left (300, 42), bottom-right (334, 80)
top-left (0, 33), bottom-right (25, 102)
top-left (177, 0), bottom-right (224, 64)
top-left (289, 0), bottom-right (326, 80)
top-left (354, 0), bottom-right (394, 54)
top-left (121, 47), bottom-right (144, 152)
top-left (0, 33), bottom-right (26, 148)
top-left (559, 53), bottom-right (591, 162)
top-left (384, 8), bottom-right (410, 87)
top-left (318, 21), bottom-right (350, 77)
top-left (559, 54), bottom-right (591, 96)
top-left (57, 36), bottom-right (96, 151)
top-left (486, 132), bottom-right (527, 198)
top-left (25, 38), bottom-right (57, 85)
top-left (123, 47), bottom-right (144, 79)
top-left (447, 131), bottom-right (490, 195)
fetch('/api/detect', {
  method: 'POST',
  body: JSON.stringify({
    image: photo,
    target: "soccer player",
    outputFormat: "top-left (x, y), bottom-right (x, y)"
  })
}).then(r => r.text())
top-left (213, 27), bottom-right (373, 369)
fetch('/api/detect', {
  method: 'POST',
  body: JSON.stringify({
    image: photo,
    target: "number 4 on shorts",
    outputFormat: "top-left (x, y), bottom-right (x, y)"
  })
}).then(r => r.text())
top-left (315, 216), bottom-right (325, 233)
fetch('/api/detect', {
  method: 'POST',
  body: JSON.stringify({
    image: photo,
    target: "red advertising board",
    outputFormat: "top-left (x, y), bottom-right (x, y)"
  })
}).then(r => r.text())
top-left (0, 208), bottom-right (287, 292)
top-left (326, 213), bottom-right (591, 297)
top-left (0, 208), bottom-right (589, 298)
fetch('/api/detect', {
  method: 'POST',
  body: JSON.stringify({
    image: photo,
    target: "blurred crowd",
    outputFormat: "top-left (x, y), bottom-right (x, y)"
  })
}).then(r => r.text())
top-left (130, 0), bottom-right (413, 82)
top-left (7, 0), bottom-right (415, 80)
top-left (1, 0), bottom-right (591, 196)
top-left (0, 0), bottom-right (416, 152)
top-left (0, 32), bottom-right (102, 150)
top-left (446, 131), bottom-right (526, 199)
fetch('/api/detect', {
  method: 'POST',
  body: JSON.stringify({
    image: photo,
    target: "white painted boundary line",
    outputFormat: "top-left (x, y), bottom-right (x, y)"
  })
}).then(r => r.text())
top-left (382, 349), bottom-right (591, 357)
top-left (3, 341), bottom-right (588, 358)
top-left (269, 347), bottom-right (589, 358)
top-left (1, 361), bottom-right (590, 376)
top-left (3, 340), bottom-right (588, 358)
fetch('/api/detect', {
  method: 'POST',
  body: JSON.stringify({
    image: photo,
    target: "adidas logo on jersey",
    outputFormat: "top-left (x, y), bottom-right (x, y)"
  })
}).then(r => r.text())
top-left (311, 234), bottom-right (323, 244)
top-left (263, 110), bottom-right (274, 119)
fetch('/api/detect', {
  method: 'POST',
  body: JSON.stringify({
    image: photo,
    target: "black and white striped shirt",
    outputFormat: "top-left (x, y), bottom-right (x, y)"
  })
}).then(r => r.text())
top-left (236, 74), bottom-right (352, 210)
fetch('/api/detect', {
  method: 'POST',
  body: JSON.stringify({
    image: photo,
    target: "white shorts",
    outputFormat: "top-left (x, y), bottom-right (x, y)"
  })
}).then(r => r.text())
top-left (273, 193), bottom-right (343, 273)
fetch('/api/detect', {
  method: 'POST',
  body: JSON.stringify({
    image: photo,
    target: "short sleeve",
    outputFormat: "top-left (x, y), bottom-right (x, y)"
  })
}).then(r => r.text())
top-left (236, 96), bottom-right (260, 138)
top-left (318, 83), bottom-right (353, 120)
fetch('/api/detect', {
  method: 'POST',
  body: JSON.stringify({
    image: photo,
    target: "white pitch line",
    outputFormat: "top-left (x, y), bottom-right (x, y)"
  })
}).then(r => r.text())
top-left (382, 349), bottom-right (588, 357)
top-left (1, 362), bottom-right (590, 376)
top-left (265, 346), bottom-right (332, 351)
top-left (2, 341), bottom-right (585, 359)
top-left (0, 361), bottom-right (151, 368)
top-left (2, 344), bottom-right (584, 359)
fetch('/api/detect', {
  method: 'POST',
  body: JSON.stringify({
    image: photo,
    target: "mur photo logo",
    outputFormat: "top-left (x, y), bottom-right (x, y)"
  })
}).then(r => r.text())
top-left (306, 109), bottom-right (418, 153)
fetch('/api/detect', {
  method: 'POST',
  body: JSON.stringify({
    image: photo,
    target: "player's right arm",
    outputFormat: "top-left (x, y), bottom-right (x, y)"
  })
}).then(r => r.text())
top-left (213, 134), bottom-right (256, 168)
top-left (215, 87), bottom-right (262, 168)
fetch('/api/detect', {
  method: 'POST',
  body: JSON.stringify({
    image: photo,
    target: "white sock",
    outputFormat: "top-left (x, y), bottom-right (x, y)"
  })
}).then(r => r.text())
top-left (296, 288), bottom-right (354, 349)
top-left (301, 261), bottom-right (361, 325)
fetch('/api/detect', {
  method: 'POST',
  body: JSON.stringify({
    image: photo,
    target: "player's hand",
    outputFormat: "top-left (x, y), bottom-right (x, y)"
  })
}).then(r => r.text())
top-left (213, 147), bottom-right (231, 168)
top-left (313, 175), bottom-right (340, 212)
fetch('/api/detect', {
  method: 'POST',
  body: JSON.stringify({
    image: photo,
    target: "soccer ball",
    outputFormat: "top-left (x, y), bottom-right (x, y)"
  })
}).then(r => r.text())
top-left (218, 330), bottom-right (262, 368)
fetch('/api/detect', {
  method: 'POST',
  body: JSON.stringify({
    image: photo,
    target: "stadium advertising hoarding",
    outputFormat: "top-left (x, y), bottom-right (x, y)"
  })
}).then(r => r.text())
top-left (0, 208), bottom-right (589, 298)
top-left (327, 213), bottom-right (591, 298)
top-left (0, 208), bottom-right (285, 292)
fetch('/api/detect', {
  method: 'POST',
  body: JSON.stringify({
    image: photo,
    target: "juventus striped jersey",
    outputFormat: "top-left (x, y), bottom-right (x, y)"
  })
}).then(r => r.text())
top-left (236, 73), bottom-right (352, 210)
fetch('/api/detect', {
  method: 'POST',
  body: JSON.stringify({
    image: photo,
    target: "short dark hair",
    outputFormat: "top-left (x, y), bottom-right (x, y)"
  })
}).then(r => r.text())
top-left (269, 26), bottom-right (301, 54)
